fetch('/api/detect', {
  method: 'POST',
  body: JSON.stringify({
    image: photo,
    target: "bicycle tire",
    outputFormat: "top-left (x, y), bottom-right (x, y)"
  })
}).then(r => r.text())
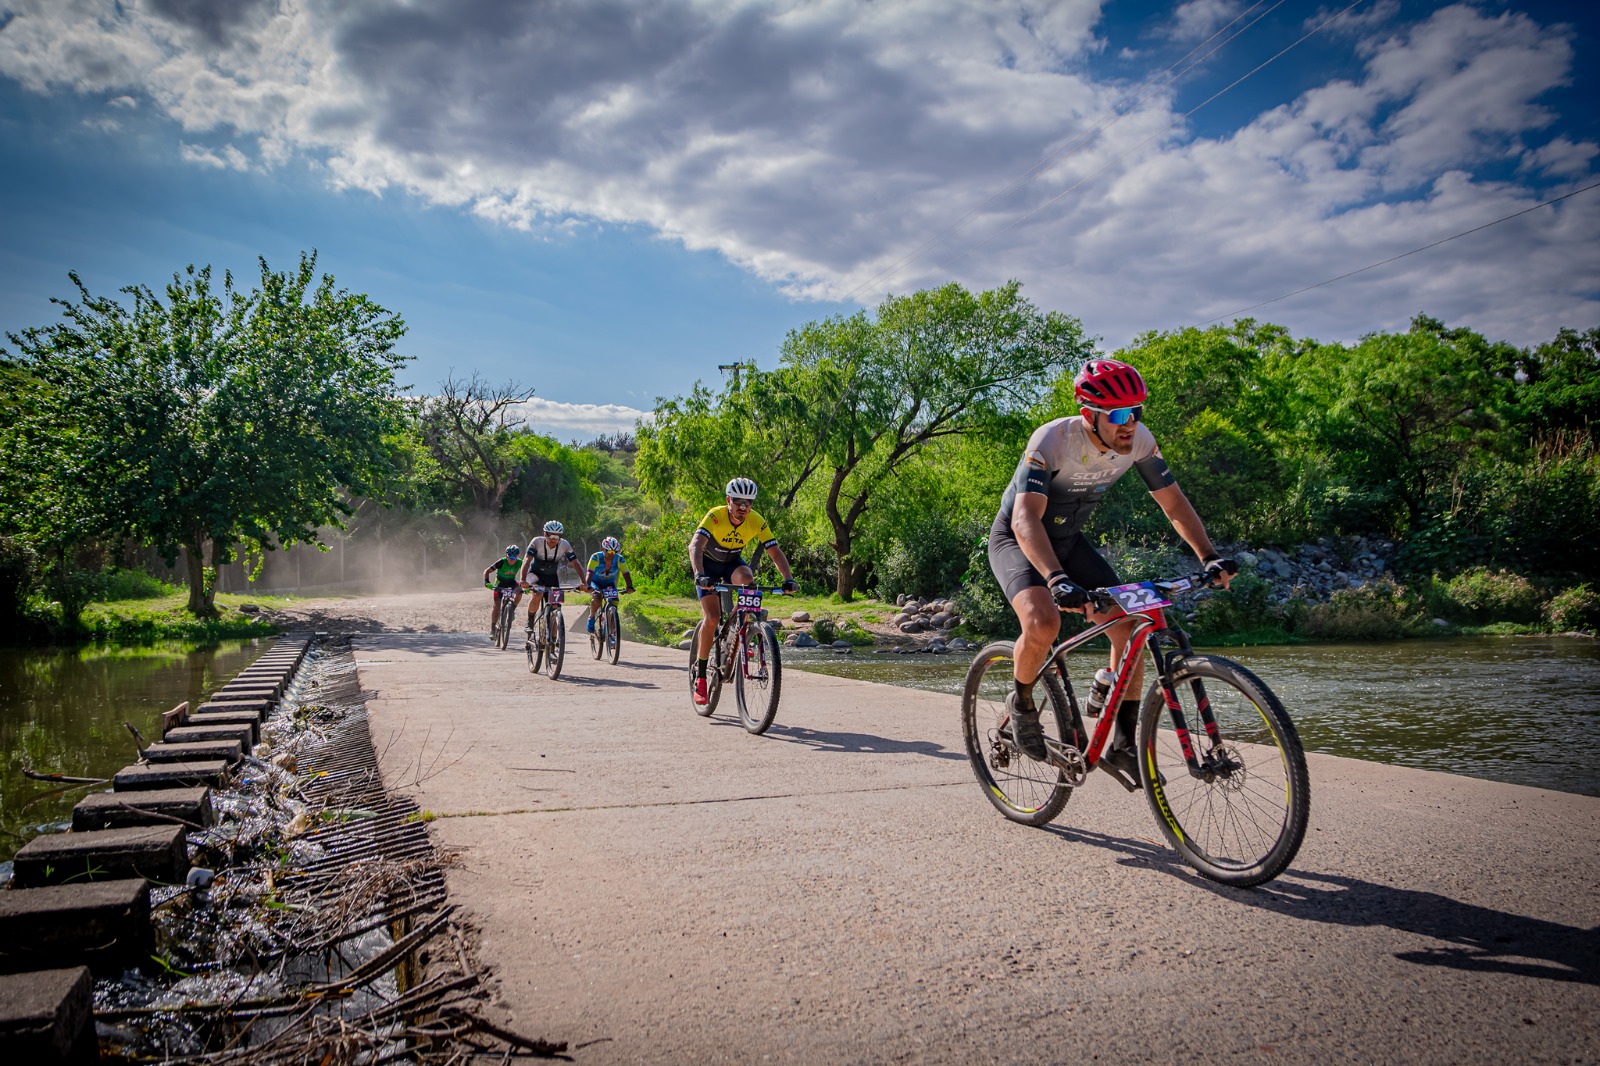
top-left (545, 608), bottom-right (566, 680)
top-left (606, 603), bottom-right (622, 665)
top-left (1139, 654), bottom-right (1310, 887)
top-left (527, 607), bottom-right (545, 674)
top-left (688, 621), bottom-right (720, 715)
top-left (589, 606), bottom-right (604, 660)
top-left (961, 641), bottom-right (1075, 827)
top-left (734, 621), bottom-right (782, 735)
top-left (497, 596), bottom-right (514, 650)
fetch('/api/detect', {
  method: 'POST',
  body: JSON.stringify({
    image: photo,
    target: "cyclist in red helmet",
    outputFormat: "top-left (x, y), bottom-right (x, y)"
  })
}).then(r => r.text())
top-left (987, 358), bottom-right (1237, 778)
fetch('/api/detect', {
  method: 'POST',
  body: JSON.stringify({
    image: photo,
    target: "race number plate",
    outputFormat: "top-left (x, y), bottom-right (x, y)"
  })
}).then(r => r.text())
top-left (736, 588), bottom-right (763, 613)
top-left (547, 589), bottom-right (565, 605)
top-left (602, 586), bottom-right (619, 600)
top-left (1105, 581), bottom-right (1170, 613)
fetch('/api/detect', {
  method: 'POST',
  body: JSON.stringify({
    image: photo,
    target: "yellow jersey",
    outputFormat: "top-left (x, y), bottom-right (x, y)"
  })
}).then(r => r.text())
top-left (696, 506), bottom-right (778, 564)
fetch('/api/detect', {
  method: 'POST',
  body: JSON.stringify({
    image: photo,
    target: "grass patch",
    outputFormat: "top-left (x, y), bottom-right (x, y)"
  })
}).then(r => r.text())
top-left (77, 592), bottom-right (298, 642)
top-left (622, 590), bottom-right (890, 647)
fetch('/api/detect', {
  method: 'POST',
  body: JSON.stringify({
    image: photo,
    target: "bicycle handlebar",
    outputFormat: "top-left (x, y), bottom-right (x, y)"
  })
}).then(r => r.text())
top-left (1075, 570), bottom-right (1222, 613)
top-left (709, 584), bottom-right (793, 594)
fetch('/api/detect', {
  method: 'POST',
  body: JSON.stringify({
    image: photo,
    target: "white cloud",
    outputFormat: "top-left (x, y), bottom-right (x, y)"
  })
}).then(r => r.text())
top-left (0, 0), bottom-right (1595, 349)
top-left (1162, 0), bottom-right (1245, 44)
top-left (509, 398), bottom-right (651, 440)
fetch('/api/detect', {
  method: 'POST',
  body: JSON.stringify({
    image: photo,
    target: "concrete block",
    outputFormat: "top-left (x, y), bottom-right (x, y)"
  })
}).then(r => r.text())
top-left (0, 879), bottom-right (152, 975)
top-left (186, 711), bottom-right (261, 742)
top-left (72, 787), bottom-right (214, 831)
top-left (213, 684), bottom-right (278, 700)
top-left (12, 825), bottom-right (188, 887)
top-left (163, 722), bottom-right (254, 748)
top-left (141, 740), bottom-right (242, 766)
top-left (195, 698), bottom-right (269, 720)
top-left (112, 760), bottom-right (230, 792)
top-left (0, 966), bottom-right (96, 1063)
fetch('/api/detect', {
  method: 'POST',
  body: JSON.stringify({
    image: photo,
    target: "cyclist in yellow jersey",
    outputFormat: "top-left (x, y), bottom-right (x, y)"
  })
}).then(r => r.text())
top-left (689, 477), bottom-right (796, 705)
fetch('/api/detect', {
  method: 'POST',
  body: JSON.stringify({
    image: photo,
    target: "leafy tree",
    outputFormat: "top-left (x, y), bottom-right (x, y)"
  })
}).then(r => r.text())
top-left (414, 374), bottom-right (536, 516)
top-left (1511, 326), bottom-right (1600, 440)
top-left (3, 253), bottom-right (409, 615)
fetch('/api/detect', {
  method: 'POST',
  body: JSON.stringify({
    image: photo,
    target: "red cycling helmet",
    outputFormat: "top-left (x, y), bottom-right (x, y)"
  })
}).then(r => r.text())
top-left (1073, 359), bottom-right (1147, 407)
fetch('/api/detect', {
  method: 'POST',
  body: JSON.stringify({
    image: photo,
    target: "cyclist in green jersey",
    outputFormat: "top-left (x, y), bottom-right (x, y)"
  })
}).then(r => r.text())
top-left (482, 545), bottom-right (525, 641)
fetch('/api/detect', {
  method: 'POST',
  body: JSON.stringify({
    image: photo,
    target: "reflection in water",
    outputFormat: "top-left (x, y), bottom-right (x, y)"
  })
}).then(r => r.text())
top-left (787, 636), bottom-right (1600, 796)
top-left (0, 640), bottom-right (270, 864)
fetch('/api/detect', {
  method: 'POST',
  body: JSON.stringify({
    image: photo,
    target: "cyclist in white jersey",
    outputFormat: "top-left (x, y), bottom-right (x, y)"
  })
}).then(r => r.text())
top-left (520, 520), bottom-right (588, 632)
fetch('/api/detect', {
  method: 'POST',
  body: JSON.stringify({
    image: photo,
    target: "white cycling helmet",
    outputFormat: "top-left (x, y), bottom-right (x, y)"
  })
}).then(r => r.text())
top-left (725, 477), bottom-right (758, 501)
top-left (543, 520), bottom-right (564, 534)
top-left (601, 536), bottom-right (621, 552)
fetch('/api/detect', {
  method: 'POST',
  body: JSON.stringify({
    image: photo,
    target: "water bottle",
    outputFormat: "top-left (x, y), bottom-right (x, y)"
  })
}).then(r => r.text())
top-left (1084, 667), bottom-right (1116, 718)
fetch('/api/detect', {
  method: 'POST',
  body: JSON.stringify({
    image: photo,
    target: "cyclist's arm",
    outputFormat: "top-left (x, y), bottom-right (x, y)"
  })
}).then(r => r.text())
top-left (517, 557), bottom-right (532, 585)
top-left (483, 564), bottom-right (495, 585)
top-left (1011, 493), bottom-right (1067, 583)
top-left (688, 531), bottom-right (709, 577)
top-left (762, 542), bottom-right (794, 583)
top-left (1149, 483), bottom-right (1233, 589)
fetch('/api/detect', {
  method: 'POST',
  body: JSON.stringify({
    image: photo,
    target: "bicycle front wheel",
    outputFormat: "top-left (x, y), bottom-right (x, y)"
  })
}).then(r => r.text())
top-left (733, 621), bottom-right (782, 735)
top-left (961, 641), bottom-right (1074, 827)
top-left (527, 610), bottom-right (544, 674)
top-left (545, 609), bottom-right (566, 680)
top-left (1139, 655), bottom-right (1310, 887)
top-left (497, 598), bottom-right (514, 650)
top-left (589, 607), bottom-right (604, 660)
top-left (606, 604), bottom-right (622, 665)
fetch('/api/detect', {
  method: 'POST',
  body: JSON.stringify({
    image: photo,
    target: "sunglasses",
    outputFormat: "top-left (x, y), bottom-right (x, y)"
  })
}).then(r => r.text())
top-left (1085, 404), bottom-right (1143, 425)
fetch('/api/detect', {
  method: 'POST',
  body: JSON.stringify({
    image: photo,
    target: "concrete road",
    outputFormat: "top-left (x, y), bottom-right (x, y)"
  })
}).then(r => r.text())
top-left (354, 617), bottom-right (1600, 1065)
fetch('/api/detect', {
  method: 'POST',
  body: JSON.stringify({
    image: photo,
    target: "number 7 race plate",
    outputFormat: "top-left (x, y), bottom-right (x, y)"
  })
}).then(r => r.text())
top-left (547, 589), bottom-right (565, 605)
top-left (736, 588), bottom-right (763, 612)
top-left (1105, 581), bottom-right (1170, 613)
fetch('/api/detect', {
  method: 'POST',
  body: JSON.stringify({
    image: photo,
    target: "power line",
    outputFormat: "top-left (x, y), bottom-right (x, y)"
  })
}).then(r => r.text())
top-left (1196, 179), bottom-right (1600, 325)
top-left (842, 0), bottom-right (1287, 304)
top-left (910, 0), bottom-right (1370, 287)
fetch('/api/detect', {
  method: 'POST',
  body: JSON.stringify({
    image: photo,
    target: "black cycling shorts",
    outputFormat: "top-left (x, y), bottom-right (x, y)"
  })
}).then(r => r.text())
top-left (987, 520), bottom-right (1119, 604)
top-left (696, 556), bottom-right (746, 600)
top-left (527, 569), bottom-right (562, 590)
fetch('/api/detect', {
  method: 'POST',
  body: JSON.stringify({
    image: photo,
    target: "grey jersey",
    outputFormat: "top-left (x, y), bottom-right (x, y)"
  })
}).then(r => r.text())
top-left (525, 537), bottom-right (577, 571)
top-left (995, 417), bottom-right (1176, 540)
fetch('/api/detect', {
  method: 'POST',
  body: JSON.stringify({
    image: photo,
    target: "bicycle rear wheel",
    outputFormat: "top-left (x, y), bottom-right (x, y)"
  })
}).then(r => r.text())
top-left (545, 609), bottom-right (566, 680)
top-left (733, 621), bottom-right (782, 735)
top-left (527, 608), bottom-right (545, 674)
top-left (688, 621), bottom-right (721, 715)
top-left (606, 604), bottom-right (622, 665)
top-left (961, 641), bottom-right (1074, 827)
top-left (589, 605), bottom-right (604, 660)
top-left (1139, 654), bottom-right (1310, 887)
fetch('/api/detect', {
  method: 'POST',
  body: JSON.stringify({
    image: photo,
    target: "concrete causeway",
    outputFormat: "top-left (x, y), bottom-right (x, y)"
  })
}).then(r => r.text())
top-left (354, 617), bottom-right (1600, 1065)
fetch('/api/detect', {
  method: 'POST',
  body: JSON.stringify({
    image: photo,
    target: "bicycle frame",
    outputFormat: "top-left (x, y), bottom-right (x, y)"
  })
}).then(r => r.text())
top-left (1040, 575), bottom-right (1221, 777)
top-left (708, 584), bottom-right (788, 680)
top-left (529, 585), bottom-right (584, 633)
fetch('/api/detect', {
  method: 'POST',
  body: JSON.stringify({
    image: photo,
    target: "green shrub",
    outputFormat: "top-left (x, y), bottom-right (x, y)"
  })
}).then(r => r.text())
top-left (1187, 571), bottom-right (1272, 640)
top-left (952, 533), bottom-right (1019, 639)
top-left (876, 512), bottom-right (974, 602)
top-left (1096, 534), bottom-right (1191, 583)
top-left (810, 616), bottom-right (839, 644)
top-left (623, 509), bottom-right (700, 597)
top-left (1298, 578), bottom-right (1422, 640)
top-left (1545, 584), bottom-right (1600, 633)
top-left (1434, 567), bottom-right (1542, 624)
top-left (838, 620), bottom-right (876, 646)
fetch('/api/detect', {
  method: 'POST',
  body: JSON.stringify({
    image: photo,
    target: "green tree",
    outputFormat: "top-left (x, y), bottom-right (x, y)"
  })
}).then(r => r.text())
top-left (414, 374), bottom-right (537, 516)
top-left (4, 253), bottom-right (409, 615)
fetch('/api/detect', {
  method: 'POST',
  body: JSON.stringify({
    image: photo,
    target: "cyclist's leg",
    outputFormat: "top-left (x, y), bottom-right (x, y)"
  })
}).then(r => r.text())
top-left (526, 587), bottom-right (546, 628)
top-left (987, 527), bottom-right (1054, 685)
top-left (730, 564), bottom-right (754, 587)
top-left (695, 588), bottom-right (721, 659)
top-left (490, 588), bottom-right (501, 631)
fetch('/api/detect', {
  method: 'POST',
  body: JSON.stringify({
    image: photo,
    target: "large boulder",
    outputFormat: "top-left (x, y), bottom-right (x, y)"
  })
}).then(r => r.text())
top-left (791, 610), bottom-right (811, 622)
top-left (900, 620), bottom-right (927, 634)
top-left (930, 612), bottom-right (955, 629)
top-left (792, 633), bottom-right (820, 648)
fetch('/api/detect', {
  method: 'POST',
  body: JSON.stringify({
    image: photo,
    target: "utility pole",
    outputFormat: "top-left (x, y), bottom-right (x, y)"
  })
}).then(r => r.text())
top-left (717, 361), bottom-right (756, 390)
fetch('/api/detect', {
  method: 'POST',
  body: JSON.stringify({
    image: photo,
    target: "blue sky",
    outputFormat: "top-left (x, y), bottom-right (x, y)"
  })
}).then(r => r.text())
top-left (2, 1), bottom-right (1596, 437)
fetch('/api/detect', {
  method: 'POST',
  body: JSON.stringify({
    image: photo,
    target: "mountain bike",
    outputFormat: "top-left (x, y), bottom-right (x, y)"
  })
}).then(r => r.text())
top-left (961, 572), bottom-right (1310, 888)
top-left (687, 584), bottom-right (790, 735)
top-left (526, 586), bottom-right (583, 681)
top-left (588, 586), bottom-right (631, 664)
top-left (489, 584), bottom-right (521, 650)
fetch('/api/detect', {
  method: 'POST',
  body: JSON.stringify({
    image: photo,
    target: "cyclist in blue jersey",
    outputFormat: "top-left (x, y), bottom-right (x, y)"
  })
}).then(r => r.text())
top-left (585, 536), bottom-right (635, 632)
top-left (989, 359), bottom-right (1236, 774)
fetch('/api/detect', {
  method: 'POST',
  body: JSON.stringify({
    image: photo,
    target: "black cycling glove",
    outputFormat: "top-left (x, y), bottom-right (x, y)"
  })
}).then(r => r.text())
top-left (1203, 556), bottom-right (1239, 584)
top-left (695, 572), bottom-right (714, 589)
top-left (1047, 571), bottom-right (1088, 609)
top-left (781, 578), bottom-right (797, 594)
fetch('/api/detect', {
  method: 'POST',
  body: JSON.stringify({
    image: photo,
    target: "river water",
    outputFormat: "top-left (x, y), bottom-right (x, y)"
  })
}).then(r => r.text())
top-left (0, 639), bottom-right (270, 865)
top-left (786, 635), bottom-right (1600, 797)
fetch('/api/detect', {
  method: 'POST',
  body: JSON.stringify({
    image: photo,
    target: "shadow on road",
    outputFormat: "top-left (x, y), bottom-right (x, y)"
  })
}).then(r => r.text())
top-left (761, 723), bottom-right (965, 760)
top-left (1040, 824), bottom-right (1599, 986)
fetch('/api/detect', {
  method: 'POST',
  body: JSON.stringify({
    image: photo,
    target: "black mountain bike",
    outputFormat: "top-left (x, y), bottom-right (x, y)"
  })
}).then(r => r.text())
top-left (526, 586), bottom-right (582, 681)
top-left (962, 572), bottom-right (1310, 888)
top-left (588, 586), bottom-right (630, 664)
top-left (490, 584), bottom-right (520, 650)
top-left (688, 584), bottom-right (789, 735)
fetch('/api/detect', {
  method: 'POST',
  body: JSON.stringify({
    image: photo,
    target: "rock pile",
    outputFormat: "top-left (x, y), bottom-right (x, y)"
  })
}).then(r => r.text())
top-left (891, 596), bottom-right (961, 634)
top-left (1218, 536), bottom-right (1399, 608)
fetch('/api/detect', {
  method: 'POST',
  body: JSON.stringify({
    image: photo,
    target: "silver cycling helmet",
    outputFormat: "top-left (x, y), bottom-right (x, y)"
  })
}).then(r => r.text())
top-left (724, 477), bottom-right (758, 501)
top-left (542, 520), bottom-right (564, 534)
top-left (601, 536), bottom-right (621, 552)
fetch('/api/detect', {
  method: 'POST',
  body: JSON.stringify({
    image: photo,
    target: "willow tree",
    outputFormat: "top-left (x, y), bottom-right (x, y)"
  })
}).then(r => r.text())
top-left (4, 253), bottom-right (410, 615)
